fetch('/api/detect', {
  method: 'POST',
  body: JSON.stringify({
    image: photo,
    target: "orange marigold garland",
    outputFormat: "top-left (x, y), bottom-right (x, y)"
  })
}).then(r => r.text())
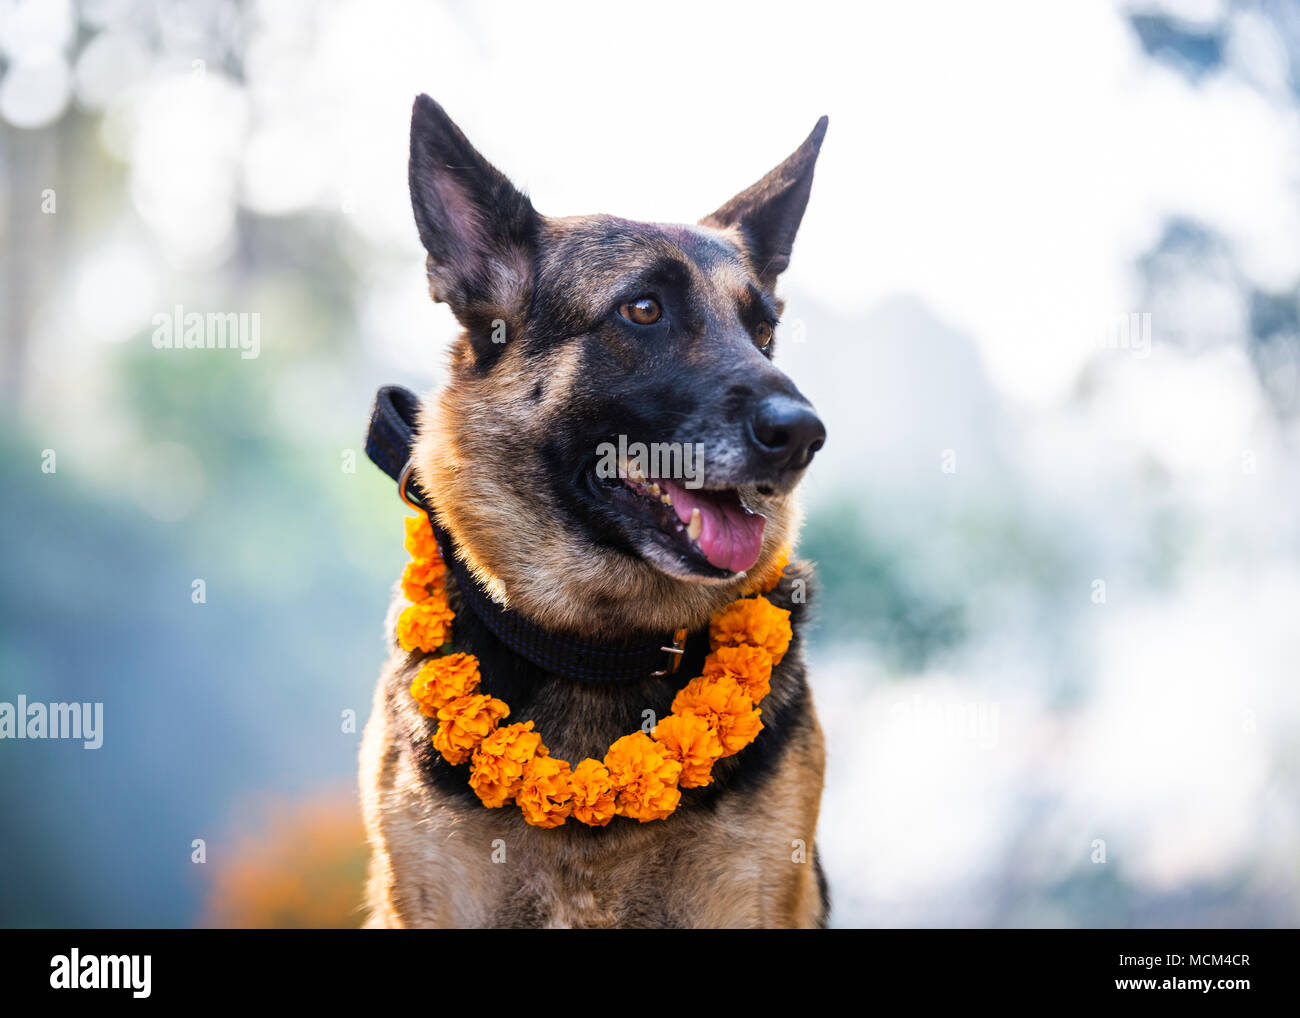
top-left (403, 513), bottom-right (440, 560)
top-left (671, 675), bottom-right (764, 757)
top-left (604, 732), bottom-right (682, 822)
top-left (430, 693), bottom-right (508, 766)
top-left (709, 594), bottom-right (793, 665)
top-left (402, 557), bottom-right (447, 603)
top-left (652, 712), bottom-right (724, 788)
top-left (396, 600), bottom-right (456, 654)
top-left (410, 652), bottom-right (480, 717)
top-left (702, 644), bottom-right (774, 703)
top-left (397, 515), bottom-right (796, 828)
top-left (469, 721), bottom-right (546, 808)
top-left (568, 758), bottom-right (618, 827)
top-left (396, 514), bottom-right (456, 654)
top-left (516, 755), bottom-right (574, 829)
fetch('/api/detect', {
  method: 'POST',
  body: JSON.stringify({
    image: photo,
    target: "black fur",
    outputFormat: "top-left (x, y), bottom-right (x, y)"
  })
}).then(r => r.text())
top-left (703, 116), bottom-right (828, 284)
top-left (408, 94), bottom-right (540, 355)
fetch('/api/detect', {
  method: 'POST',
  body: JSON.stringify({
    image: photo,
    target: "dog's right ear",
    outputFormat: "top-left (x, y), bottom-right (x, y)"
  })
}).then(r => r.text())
top-left (701, 116), bottom-right (827, 288)
top-left (408, 95), bottom-right (539, 347)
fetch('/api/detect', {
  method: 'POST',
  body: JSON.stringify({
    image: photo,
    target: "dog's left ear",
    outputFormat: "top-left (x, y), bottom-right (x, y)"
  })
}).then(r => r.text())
top-left (409, 94), bottom-right (539, 345)
top-left (701, 116), bottom-right (828, 286)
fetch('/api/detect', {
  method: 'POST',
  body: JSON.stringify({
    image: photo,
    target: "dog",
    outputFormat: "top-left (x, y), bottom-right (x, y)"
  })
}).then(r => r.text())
top-left (359, 95), bottom-right (829, 928)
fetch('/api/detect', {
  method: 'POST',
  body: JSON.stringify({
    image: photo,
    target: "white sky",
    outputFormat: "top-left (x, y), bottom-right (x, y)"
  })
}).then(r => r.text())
top-left (17, 0), bottom-right (1290, 410)
top-left (268, 0), bottom-right (1300, 407)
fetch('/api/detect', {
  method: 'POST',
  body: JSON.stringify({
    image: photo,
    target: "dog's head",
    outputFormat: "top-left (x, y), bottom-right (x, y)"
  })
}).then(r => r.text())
top-left (408, 95), bottom-right (827, 636)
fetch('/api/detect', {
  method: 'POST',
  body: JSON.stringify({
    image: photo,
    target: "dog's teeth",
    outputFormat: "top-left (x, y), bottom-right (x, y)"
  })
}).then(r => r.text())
top-left (648, 483), bottom-right (661, 497)
top-left (661, 493), bottom-right (673, 506)
top-left (627, 461), bottom-right (646, 482)
top-left (687, 508), bottom-right (702, 542)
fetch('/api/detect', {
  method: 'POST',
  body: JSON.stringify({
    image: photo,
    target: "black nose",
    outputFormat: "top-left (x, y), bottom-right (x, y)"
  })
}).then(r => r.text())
top-left (749, 395), bottom-right (826, 471)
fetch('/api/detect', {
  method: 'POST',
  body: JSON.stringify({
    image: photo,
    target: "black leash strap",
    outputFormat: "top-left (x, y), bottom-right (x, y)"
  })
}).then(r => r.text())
top-left (364, 386), bottom-right (686, 682)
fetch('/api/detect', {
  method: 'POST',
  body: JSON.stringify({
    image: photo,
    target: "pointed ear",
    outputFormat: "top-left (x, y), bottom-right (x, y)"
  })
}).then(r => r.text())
top-left (408, 94), bottom-right (539, 341)
top-left (701, 116), bottom-right (827, 286)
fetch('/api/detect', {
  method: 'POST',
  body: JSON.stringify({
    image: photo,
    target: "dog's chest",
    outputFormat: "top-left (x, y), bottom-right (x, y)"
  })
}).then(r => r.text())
top-left (361, 667), bottom-right (826, 929)
top-left (388, 784), bottom-right (791, 929)
top-left (361, 576), bottom-right (827, 928)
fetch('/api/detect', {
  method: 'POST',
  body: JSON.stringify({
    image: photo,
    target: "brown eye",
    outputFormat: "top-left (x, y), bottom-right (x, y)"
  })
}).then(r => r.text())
top-left (619, 297), bottom-right (662, 325)
top-left (756, 322), bottom-right (773, 348)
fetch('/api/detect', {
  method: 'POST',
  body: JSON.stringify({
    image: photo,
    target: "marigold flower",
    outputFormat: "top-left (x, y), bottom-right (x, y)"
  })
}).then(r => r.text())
top-left (653, 712), bottom-right (724, 788)
top-left (403, 513), bottom-right (440, 561)
top-left (702, 644), bottom-right (773, 703)
top-left (431, 693), bottom-right (508, 766)
top-left (568, 758), bottom-right (617, 827)
top-left (402, 557), bottom-right (447, 603)
top-left (396, 598), bottom-right (455, 654)
top-left (410, 653), bottom-right (480, 717)
top-left (671, 674), bottom-right (764, 756)
top-left (709, 594), bottom-right (792, 665)
top-left (517, 755), bottom-right (573, 828)
top-left (469, 721), bottom-right (546, 808)
top-left (604, 732), bottom-right (682, 822)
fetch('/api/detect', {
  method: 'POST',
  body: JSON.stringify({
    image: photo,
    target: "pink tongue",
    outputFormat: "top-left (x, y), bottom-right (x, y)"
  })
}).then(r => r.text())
top-left (660, 480), bottom-right (766, 573)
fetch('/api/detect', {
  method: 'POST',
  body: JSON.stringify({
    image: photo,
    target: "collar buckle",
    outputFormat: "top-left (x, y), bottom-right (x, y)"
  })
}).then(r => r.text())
top-left (650, 628), bottom-right (689, 677)
top-left (396, 459), bottom-right (424, 511)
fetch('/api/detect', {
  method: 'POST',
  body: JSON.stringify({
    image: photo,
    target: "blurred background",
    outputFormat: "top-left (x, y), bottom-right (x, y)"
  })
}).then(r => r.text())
top-left (2, 0), bottom-right (1298, 928)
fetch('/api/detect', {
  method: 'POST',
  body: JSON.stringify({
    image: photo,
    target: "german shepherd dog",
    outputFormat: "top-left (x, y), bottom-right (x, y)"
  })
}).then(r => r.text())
top-left (359, 95), bottom-right (829, 928)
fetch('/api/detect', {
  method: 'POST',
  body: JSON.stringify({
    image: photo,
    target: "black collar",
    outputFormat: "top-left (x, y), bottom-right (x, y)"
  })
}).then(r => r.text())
top-left (364, 386), bottom-right (688, 682)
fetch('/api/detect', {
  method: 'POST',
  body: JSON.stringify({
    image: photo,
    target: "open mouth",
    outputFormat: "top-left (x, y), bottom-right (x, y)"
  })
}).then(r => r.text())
top-left (593, 462), bottom-right (767, 577)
